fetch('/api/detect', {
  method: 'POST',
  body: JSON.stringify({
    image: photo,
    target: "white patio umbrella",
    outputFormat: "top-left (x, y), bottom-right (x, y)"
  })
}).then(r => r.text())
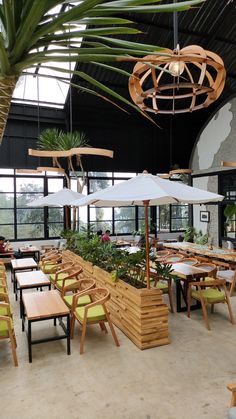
top-left (72, 172), bottom-right (224, 288)
top-left (28, 187), bottom-right (85, 228)
top-left (28, 188), bottom-right (85, 207)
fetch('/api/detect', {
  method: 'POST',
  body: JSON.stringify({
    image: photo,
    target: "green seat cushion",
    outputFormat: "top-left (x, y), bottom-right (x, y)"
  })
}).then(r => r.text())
top-left (155, 282), bottom-right (168, 293)
top-left (56, 279), bottom-right (77, 290)
top-left (42, 264), bottom-right (58, 273)
top-left (192, 288), bottom-right (225, 303)
top-left (0, 318), bottom-right (13, 337)
top-left (0, 305), bottom-right (12, 316)
top-left (49, 272), bottom-right (69, 282)
top-left (63, 294), bottom-right (91, 308)
top-left (75, 305), bottom-right (106, 322)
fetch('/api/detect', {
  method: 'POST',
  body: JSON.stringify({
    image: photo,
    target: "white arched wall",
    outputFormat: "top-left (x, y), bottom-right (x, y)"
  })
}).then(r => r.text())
top-left (190, 96), bottom-right (236, 245)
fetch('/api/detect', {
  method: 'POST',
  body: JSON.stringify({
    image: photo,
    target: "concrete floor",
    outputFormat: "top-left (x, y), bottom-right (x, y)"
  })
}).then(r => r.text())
top-left (1, 271), bottom-right (235, 419)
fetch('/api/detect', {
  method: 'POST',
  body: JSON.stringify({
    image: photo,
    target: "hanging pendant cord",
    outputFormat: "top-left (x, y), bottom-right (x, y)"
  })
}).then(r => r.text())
top-left (173, 0), bottom-right (178, 49)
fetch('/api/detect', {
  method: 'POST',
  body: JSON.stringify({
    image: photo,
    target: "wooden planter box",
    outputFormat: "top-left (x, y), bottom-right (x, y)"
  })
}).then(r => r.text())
top-left (63, 250), bottom-right (170, 350)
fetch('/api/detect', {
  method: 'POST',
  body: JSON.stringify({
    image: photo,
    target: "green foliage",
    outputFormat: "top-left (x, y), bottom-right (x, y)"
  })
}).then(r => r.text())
top-left (183, 226), bottom-right (208, 245)
top-left (194, 230), bottom-right (208, 245)
top-left (155, 261), bottom-right (175, 280)
top-left (224, 204), bottom-right (236, 219)
top-left (64, 229), bottom-right (147, 287)
top-left (38, 129), bottom-right (89, 151)
top-left (183, 226), bottom-right (196, 242)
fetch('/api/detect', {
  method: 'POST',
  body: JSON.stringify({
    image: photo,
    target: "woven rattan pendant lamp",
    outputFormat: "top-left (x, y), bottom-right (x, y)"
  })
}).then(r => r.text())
top-left (128, 2), bottom-right (226, 115)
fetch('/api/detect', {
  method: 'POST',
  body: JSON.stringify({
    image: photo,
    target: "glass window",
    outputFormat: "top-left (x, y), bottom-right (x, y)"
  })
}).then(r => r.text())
top-left (159, 205), bottom-right (170, 232)
top-left (0, 209), bottom-right (14, 223)
top-left (0, 169), bottom-right (14, 174)
top-left (0, 193), bottom-right (14, 208)
top-left (90, 207), bottom-right (112, 222)
top-left (16, 193), bottom-right (44, 207)
top-left (48, 223), bottom-right (64, 238)
top-left (17, 224), bottom-right (44, 239)
top-left (48, 208), bottom-right (64, 222)
top-left (170, 204), bottom-right (189, 231)
top-left (114, 220), bottom-right (135, 234)
top-left (0, 178), bottom-right (14, 192)
top-left (48, 178), bottom-right (64, 193)
top-left (0, 225), bottom-right (14, 240)
top-left (17, 208), bottom-right (44, 224)
top-left (89, 179), bottom-right (112, 193)
top-left (113, 172), bottom-right (136, 178)
top-left (16, 177), bottom-right (44, 192)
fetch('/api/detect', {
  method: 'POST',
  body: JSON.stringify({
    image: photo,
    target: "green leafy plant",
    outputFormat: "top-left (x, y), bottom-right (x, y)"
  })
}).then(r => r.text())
top-left (0, 0), bottom-right (204, 144)
top-left (194, 229), bottom-right (208, 245)
top-left (38, 129), bottom-right (90, 191)
top-left (183, 226), bottom-right (196, 242)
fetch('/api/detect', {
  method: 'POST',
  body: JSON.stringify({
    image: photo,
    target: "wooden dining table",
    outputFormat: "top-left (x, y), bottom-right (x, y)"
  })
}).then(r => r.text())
top-left (170, 262), bottom-right (210, 312)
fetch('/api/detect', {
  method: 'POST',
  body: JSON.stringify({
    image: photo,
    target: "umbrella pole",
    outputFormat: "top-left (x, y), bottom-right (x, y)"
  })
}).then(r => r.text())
top-left (72, 206), bottom-right (76, 230)
top-left (143, 200), bottom-right (150, 289)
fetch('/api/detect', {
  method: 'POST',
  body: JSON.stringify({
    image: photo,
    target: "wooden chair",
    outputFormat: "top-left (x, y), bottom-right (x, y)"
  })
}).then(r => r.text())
top-left (0, 303), bottom-right (18, 366)
top-left (52, 266), bottom-right (83, 293)
top-left (195, 262), bottom-right (217, 278)
top-left (71, 287), bottom-right (120, 354)
top-left (187, 278), bottom-right (234, 330)
top-left (180, 257), bottom-right (198, 265)
top-left (164, 253), bottom-right (185, 263)
top-left (49, 261), bottom-right (75, 283)
top-left (227, 383), bottom-right (236, 418)
top-left (155, 250), bottom-right (170, 259)
top-left (62, 278), bottom-right (96, 336)
top-left (62, 277), bottom-right (96, 309)
top-left (150, 271), bottom-right (174, 313)
top-left (216, 268), bottom-right (236, 297)
top-left (39, 252), bottom-right (62, 274)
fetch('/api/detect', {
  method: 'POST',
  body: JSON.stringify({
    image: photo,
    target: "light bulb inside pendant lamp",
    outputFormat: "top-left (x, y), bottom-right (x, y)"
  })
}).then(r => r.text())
top-left (169, 60), bottom-right (185, 77)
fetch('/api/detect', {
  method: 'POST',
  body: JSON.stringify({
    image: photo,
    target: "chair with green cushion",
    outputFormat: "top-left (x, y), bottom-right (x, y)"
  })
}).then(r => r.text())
top-left (0, 274), bottom-right (8, 297)
top-left (49, 261), bottom-right (75, 284)
top-left (187, 278), bottom-right (234, 330)
top-left (53, 266), bottom-right (83, 293)
top-left (39, 252), bottom-right (62, 274)
top-left (149, 271), bottom-right (174, 313)
top-left (61, 278), bottom-right (96, 311)
top-left (0, 302), bottom-right (18, 366)
top-left (71, 287), bottom-right (120, 354)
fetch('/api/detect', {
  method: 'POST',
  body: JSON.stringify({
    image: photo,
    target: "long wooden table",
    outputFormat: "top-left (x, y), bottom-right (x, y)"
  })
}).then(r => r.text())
top-left (164, 242), bottom-right (236, 265)
top-left (171, 262), bottom-right (210, 312)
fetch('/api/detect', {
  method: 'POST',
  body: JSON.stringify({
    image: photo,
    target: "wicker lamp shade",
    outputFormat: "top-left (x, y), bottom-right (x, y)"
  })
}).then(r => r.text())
top-left (128, 45), bottom-right (226, 114)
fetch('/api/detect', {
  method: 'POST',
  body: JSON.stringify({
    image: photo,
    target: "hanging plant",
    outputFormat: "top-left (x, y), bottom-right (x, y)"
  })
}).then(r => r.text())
top-left (38, 128), bottom-right (90, 192)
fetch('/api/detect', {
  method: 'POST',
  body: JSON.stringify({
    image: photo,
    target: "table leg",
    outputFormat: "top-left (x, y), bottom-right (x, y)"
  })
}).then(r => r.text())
top-left (28, 320), bottom-right (32, 363)
top-left (14, 274), bottom-right (18, 301)
top-left (66, 314), bottom-right (71, 355)
top-left (20, 288), bottom-right (23, 318)
top-left (176, 279), bottom-right (182, 312)
top-left (22, 302), bottom-right (25, 332)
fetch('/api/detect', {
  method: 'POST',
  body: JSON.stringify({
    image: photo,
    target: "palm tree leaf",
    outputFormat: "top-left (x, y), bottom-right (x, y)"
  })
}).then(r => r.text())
top-left (34, 27), bottom-right (142, 49)
top-left (68, 17), bottom-right (134, 25)
top-left (90, 61), bottom-right (134, 78)
top-left (69, 81), bottom-right (130, 114)
top-left (3, 0), bottom-right (15, 51)
top-left (84, 36), bottom-right (165, 52)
